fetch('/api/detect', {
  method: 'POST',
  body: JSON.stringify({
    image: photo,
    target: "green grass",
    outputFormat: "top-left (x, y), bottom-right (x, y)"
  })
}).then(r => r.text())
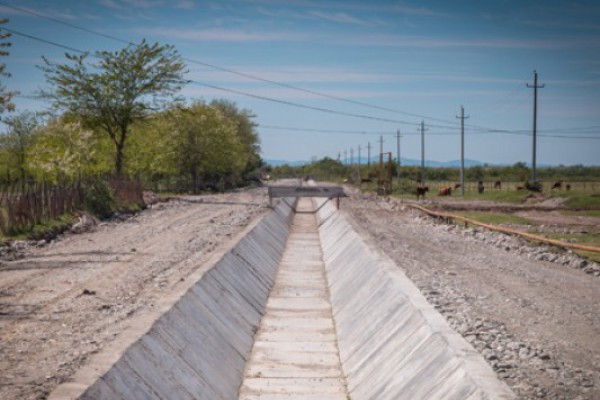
top-left (1, 214), bottom-right (75, 241)
top-left (452, 211), bottom-right (533, 225)
top-left (560, 191), bottom-right (600, 209)
top-left (560, 209), bottom-right (600, 218)
top-left (460, 190), bottom-right (530, 204)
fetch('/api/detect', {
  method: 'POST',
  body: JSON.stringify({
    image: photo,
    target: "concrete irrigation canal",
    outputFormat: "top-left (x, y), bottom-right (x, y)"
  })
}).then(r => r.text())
top-left (50, 193), bottom-right (516, 399)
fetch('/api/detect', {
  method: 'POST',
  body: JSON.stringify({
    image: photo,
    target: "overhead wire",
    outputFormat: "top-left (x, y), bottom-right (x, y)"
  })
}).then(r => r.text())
top-left (3, 15), bottom-right (599, 140)
top-left (259, 125), bottom-right (600, 139)
top-left (0, 1), bottom-right (463, 127)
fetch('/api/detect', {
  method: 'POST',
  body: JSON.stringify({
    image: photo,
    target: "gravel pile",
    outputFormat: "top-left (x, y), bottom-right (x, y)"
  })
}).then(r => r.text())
top-left (431, 221), bottom-right (600, 277)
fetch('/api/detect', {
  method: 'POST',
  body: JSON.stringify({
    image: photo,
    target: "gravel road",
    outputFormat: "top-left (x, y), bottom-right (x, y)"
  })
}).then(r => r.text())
top-left (0, 188), bottom-right (269, 400)
top-left (1, 185), bottom-right (598, 399)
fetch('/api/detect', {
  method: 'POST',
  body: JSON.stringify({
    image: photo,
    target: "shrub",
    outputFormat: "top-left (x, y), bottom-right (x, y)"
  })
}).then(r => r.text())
top-left (525, 180), bottom-right (543, 192)
top-left (83, 180), bottom-right (115, 219)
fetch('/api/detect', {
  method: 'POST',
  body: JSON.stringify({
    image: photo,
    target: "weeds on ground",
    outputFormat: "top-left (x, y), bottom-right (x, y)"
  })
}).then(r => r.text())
top-left (452, 211), bottom-right (532, 226)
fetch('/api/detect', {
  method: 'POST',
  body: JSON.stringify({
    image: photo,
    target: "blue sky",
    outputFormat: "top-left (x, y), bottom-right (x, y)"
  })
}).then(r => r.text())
top-left (2, 0), bottom-right (600, 165)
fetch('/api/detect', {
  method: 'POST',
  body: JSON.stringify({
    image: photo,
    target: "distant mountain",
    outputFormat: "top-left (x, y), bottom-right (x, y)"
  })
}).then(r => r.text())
top-left (265, 158), bottom-right (485, 168)
top-left (264, 159), bottom-right (309, 167)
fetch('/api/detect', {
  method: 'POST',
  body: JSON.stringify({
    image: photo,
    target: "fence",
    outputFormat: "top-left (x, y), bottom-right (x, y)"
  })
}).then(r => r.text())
top-left (407, 180), bottom-right (599, 193)
top-left (0, 178), bottom-right (144, 237)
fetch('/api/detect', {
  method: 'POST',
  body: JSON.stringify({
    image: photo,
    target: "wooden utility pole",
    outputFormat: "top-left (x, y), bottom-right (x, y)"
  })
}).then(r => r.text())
top-left (456, 106), bottom-right (469, 196)
top-left (350, 147), bottom-right (354, 165)
top-left (344, 150), bottom-right (347, 165)
top-left (419, 121), bottom-right (428, 181)
top-left (367, 142), bottom-right (372, 168)
top-left (358, 144), bottom-right (361, 178)
top-left (396, 129), bottom-right (402, 181)
top-left (527, 70), bottom-right (545, 183)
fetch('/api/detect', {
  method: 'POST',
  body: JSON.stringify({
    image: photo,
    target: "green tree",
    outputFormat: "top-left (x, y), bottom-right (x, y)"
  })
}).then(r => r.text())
top-left (512, 162), bottom-right (529, 181)
top-left (210, 99), bottom-right (262, 182)
top-left (0, 18), bottom-right (16, 116)
top-left (40, 40), bottom-right (187, 175)
top-left (166, 103), bottom-right (245, 192)
top-left (27, 119), bottom-right (98, 181)
top-left (0, 111), bottom-right (38, 183)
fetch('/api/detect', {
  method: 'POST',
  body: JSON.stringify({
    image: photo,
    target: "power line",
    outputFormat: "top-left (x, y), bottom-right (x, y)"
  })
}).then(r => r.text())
top-left (4, 24), bottom-right (452, 128)
top-left (6, 25), bottom-right (600, 140)
top-left (259, 125), bottom-right (600, 139)
top-left (0, 1), bottom-right (462, 127)
top-left (2, 26), bottom-right (86, 54)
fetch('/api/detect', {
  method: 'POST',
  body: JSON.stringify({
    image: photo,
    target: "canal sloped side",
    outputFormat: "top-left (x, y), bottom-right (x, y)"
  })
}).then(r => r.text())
top-left (50, 198), bottom-right (296, 400)
top-left (315, 198), bottom-right (516, 400)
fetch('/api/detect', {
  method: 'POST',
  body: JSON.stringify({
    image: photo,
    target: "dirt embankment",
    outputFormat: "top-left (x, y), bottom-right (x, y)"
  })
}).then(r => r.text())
top-left (0, 188), bottom-right (269, 400)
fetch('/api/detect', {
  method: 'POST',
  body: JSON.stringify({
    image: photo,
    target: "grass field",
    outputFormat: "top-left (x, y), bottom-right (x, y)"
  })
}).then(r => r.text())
top-left (451, 211), bottom-right (532, 225)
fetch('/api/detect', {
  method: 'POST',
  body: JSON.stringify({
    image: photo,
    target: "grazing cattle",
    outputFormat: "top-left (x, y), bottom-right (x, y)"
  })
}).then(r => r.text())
top-left (516, 185), bottom-right (525, 191)
top-left (438, 186), bottom-right (452, 196)
top-left (566, 184), bottom-right (571, 191)
top-left (454, 183), bottom-right (461, 190)
top-left (416, 185), bottom-right (429, 200)
top-left (494, 180), bottom-right (502, 189)
top-left (477, 181), bottom-right (485, 194)
top-left (552, 181), bottom-right (562, 190)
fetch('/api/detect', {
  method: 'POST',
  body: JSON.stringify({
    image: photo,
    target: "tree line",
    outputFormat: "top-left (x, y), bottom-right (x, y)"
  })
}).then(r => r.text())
top-left (0, 35), bottom-right (262, 193)
top-left (267, 158), bottom-right (600, 184)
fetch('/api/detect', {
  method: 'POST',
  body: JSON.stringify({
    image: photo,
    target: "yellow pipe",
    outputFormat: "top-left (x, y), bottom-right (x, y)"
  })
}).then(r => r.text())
top-left (407, 204), bottom-right (600, 254)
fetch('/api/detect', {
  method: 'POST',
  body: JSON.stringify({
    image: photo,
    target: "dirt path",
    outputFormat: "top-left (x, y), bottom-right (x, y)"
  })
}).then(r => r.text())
top-left (342, 192), bottom-right (599, 400)
top-left (0, 189), bottom-right (269, 400)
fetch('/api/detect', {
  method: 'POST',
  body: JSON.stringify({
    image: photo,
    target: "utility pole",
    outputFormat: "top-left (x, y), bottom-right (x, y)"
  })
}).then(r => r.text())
top-left (527, 70), bottom-right (545, 183)
top-left (350, 147), bottom-right (354, 165)
top-left (396, 129), bottom-right (402, 180)
top-left (378, 135), bottom-right (384, 189)
top-left (344, 149), bottom-right (347, 165)
top-left (367, 142), bottom-right (372, 168)
top-left (419, 121), bottom-right (428, 181)
top-left (456, 106), bottom-right (469, 196)
top-left (337, 151), bottom-right (340, 162)
top-left (358, 145), bottom-right (361, 179)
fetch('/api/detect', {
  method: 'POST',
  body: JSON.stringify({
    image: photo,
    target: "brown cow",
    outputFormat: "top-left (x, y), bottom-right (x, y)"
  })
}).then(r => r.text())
top-left (566, 184), bottom-right (571, 191)
top-left (454, 183), bottom-right (461, 190)
top-left (516, 185), bottom-right (525, 191)
top-left (552, 181), bottom-right (562, 190)
top-left (494, 180), bottom-right (502, 189)
top-left (477, 181), bottom-right (485, 194)
top-left (416, 185), bottom-right (429, 200)
top-left (438, 186), bottom-right (452, 196)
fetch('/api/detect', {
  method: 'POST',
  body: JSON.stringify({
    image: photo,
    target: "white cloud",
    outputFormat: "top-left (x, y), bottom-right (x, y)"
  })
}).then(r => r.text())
top-left (336, 34), bottom-right (600, 50)
top-left (308, 10), bottom-right (385, 27)
top-left (175, 0), bottom-right (195, 10)
top-left (142, 27), bottom-right (308, 42)
top-left (187, 65), bottom-right (404, 84)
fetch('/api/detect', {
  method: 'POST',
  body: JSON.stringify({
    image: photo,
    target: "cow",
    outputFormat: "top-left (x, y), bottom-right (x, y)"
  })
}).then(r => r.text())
top-left (454, 183), bottom-right (461, 190)
top-left (516, 185), bottom-right (525, 191)
top-left (566, 184), bottom-right (571, 191)
top-left (438, 186), bottom-right (452, 196)
top-left (494, 180), bottom-right (502, 189)
top-left (477, 181), bottom-right (485, 194)
top-left (416, 185), bottom-right (429, 200)
top-left (552, 181), bottom-right (562, 190)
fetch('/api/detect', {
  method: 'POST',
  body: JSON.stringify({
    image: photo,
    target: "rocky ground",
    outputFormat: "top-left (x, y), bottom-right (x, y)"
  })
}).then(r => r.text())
top-left (342, 189), bottom-right (599, 400)
top-left (0, 184), bottom-right (598, 399)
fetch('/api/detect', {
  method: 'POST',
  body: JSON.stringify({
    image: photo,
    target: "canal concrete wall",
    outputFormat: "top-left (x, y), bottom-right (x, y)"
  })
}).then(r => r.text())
top-left (315, 198), bottom-right (515, 400)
